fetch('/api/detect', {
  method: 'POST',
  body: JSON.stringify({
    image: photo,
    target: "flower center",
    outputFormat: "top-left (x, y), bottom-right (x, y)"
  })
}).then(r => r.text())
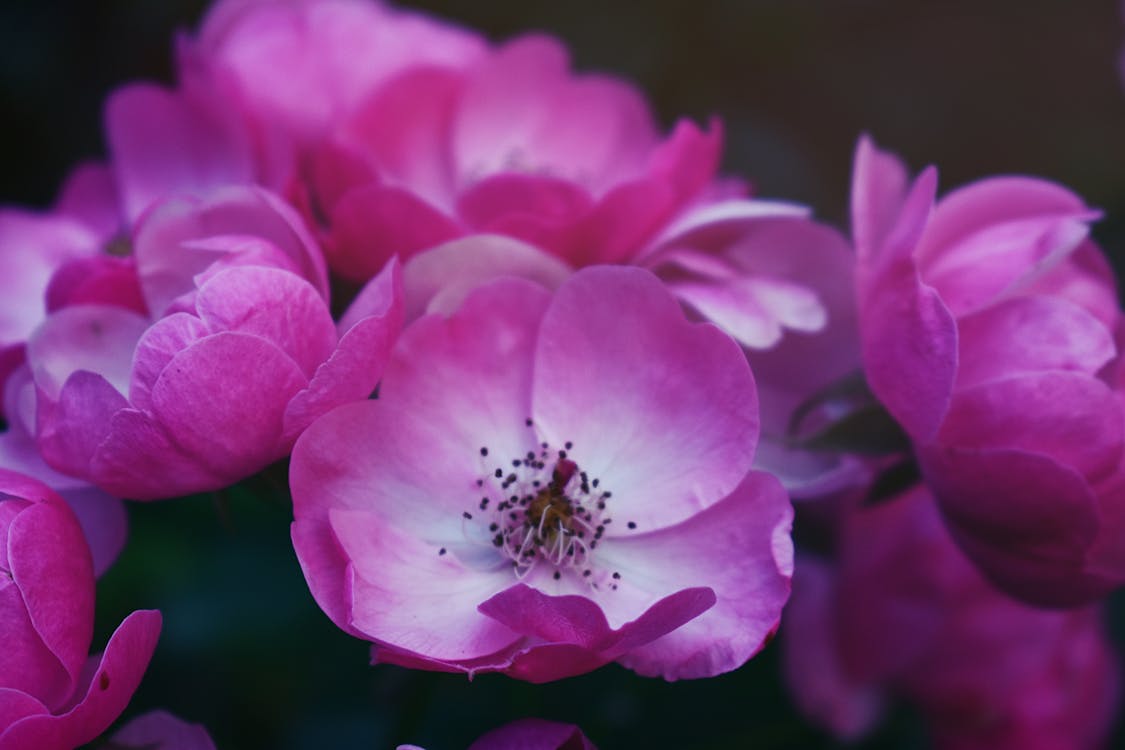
top-left (449, 419), bottom-right (635, 589)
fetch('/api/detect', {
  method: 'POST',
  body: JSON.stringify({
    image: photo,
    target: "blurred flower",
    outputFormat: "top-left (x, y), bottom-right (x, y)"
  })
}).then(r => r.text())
top-left (851, 135), bottom-right (1125, 605)
top-left (28, 187), bottom-right (401, 499)
top-left (0, 469), bottom-right (161, 750)
top-left (291, 266), bottom-right (792, 682)
top-left (107, 710), bottom-right (216, 750)
top-left (783, 486), bottom-right (1119, 750)
top-left (398, 718), bottom-right (596, 750)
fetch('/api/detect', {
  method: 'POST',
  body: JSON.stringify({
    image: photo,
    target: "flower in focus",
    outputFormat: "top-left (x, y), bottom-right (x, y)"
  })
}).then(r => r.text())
top-left (783, 486), bottom-right (1119, 750)
top-left (0, 469), bottom-right (161, 750)
top-left (28, 187), bottom-right (402, 499)
top-left (851, 135), bottom-right (1125, 605)
top-left (291, 266), bottom-right (792, 682)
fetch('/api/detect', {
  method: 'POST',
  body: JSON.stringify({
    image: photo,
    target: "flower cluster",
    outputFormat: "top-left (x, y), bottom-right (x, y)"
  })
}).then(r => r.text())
top-left (2, 0), bottom-right (1123, 747)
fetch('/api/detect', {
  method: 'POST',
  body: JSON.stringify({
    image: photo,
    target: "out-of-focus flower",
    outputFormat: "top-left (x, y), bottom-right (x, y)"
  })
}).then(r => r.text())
top-left (783, 486), bottom-right (1119, 750)
top-left (108, 710), bottom-right (217, 750)
top-left (291, 266), bottom-right (792, 682)
top-left (851, 135), bottom-right (1125, 605)
top-left (0, 469), bottom-right (161, 750)
top-left (28, 188), bottom-right (402, 499)
top-left (398, 718), bottom-right (596, 750)
top-left (0, 366), bottom-right (126, 576)
top-left (297, 32), bottom-right (731, 281)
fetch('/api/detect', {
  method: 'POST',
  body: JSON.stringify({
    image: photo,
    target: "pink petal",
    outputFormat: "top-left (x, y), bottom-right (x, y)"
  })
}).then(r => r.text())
top-left (105, 83), bottom-right (253, 224)
top-left (8, 497), bottom-right (95, 695)
top-left (400, 234), bottom-right (571, 322)
top-left (343, 66), bottom-right (462, 205)
top-left (643, 118), bottom-right (721, 206)
top-left (35, 372), bottom-right (130, 482)
top-left (921, 447), bottom-right (1107, 606)
top-left (147, 331), bottom-right (307, 480)
top-left (129, 313), bottom-right (210, 413)
top-left (0, 610), bottom-right (161, 750)
top-left (955, 296), bottom-right (1115, 388)
top-left (920, 213), bottom-right (1093, 317)
top-left (192, 266), bottom-right (336, 378)
top-left (331, 509), bottom-right (519, 661)
top-left (283, 259), bottom-right (403, 443)
top-left (456, 173), bottom-right (594, 253)
top-left (290, 278), bottom-right (551, 534)
top-left (782, 558), bottom-right (884, 740)
top-left (53, 162), bottom-right (119, 239)
top-left (478, 583), bottom-right (715, 682)
top-left (532, 267), bottom-right (758, 532)
top-left (916, 176), bottom-right (1093, 266)
top-left (0, 690), bottom-right (47, 730)
top-left (670, 275), bottom-right (825, 350)
top-left (55, 487), bottom-right (127, 579)
top-left (90, 410), bottom-right (228, 500)
top-left (27, 305), bottom-right (148, 401)
top-left (566, 178), bottom-right (674, 265)
top-left (468, 719), bottom-right (596, 750)
top-left (0, 584), bottom-right (71, 711)
top-left (0, 211), bottom-right (102, 350)
top-left (44, 256), bottom-right (146, 316)
top-left (938, 372), bottom-right (1123, 482)
top-left (850, 134), bottom-right (912, 264)
top-left (326, 183), bottom-right (463, 282)
top-left (133, 187), bottom-right (328, 317)
top-left (600, 471), bottom-right (793, 679)
top-left (110, 709), bottom-right (216, 750)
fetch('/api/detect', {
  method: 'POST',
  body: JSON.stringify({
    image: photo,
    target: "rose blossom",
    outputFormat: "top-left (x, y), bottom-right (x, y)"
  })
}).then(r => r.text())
top-left (291, 266), bottom-right (792, 682)
top-left (851, 135), bottom-right (1125, 605)
top-left (28, 187), bottom-right (402, 500)
top-left (0, 469), bottom-right (161, 750)
top-left (783, 486), bottom-right (1118, 750)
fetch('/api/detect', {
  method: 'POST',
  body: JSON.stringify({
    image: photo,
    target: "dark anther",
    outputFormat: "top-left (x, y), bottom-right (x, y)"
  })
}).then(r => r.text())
top-left (627, 521), bottom-right (637, 529)
top-left (439, 548), bottom-right (447, 556)
top-left (612, 572), bottom-right (621, 579)
top-left (462, 512), bottom-right (473, 520)
top-left (553, 571), bottom-right (561, 580)
top-left (495, 468), bottom-right (503, 478)
top-left (480, 447), bottom-right (489, 456)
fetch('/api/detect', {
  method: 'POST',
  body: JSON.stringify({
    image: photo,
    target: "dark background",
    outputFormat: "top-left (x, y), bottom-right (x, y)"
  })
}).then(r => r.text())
top-left (3, 1), bottom-right (1125, 748)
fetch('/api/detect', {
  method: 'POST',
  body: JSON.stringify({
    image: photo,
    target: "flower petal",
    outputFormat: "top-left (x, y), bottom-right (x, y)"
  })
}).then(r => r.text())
top-left (600, 471), bottom-right (792, 679)
top-left (533, 267), bottom-right (758, 531)
top-left (0, 610), bottom-right (161, 750)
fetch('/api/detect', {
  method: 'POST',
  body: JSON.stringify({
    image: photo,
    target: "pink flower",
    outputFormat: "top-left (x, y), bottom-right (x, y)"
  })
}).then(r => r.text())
top-left (291, 266), bottom-right (792, 682)
top-left (28, 188), bottom-right (402, 500)
top-left (179, 0), bottom-right (486, 184)
top-left (0, 366), bottom-right (126, 576)
top-left (292, 30), bottom-right (738, 281)
top-left (851, 135), bottom-right (1125, 605)
top-left (0, 469), bottom-right (161, 750)
top-left (784, 487), bottom-right (1119, 750)
top-left (109, 710), bottom-right (216, 750)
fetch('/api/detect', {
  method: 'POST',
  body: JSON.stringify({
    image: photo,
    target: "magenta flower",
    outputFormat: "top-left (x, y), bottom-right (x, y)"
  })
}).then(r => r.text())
top-left (291, 266), bottom-right (792, 682)
top-left (784, 487), bottom-right (1119, 750)
top-left (0, 366), bottom-right (126, 576)
top-left (288, 30), bottom-right (737, 281)
top-left (0, 469), bottom-right (161, 750)
top-left (28, 188), bottom-right (402, 499)
top-left (181, 0), bottom-right (486, 160)
top-left (851, 135), bottom-right (1125, 605)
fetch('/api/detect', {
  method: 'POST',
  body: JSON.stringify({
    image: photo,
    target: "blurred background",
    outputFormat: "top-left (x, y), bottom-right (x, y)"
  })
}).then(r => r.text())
top-left (2, 1), bottom-right (1124, 748)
